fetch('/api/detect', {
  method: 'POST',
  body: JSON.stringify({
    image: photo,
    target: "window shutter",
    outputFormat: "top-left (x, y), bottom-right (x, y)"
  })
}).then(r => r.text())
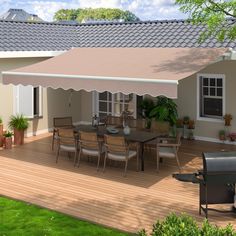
top-left (16, 85), bottom-right (34, 118)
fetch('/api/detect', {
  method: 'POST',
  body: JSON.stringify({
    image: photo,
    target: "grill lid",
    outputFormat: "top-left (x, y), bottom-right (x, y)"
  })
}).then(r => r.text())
top-left (203, 152), bottom-right (236, 173)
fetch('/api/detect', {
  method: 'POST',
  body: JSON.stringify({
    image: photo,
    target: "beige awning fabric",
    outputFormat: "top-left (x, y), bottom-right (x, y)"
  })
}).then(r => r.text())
top-left (2, 47), bottom-right (227, 98)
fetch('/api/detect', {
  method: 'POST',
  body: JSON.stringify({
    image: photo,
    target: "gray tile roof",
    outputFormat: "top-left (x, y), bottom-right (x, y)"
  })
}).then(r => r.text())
top-left (0, 19), bottom-right (235, 52)
top-left (0, 20), bottom-right (79, 51)
top-left (78, 19), bottom-right (236, 49)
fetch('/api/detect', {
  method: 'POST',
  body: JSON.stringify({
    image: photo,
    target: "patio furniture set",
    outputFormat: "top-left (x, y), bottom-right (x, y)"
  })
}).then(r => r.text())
top-left (52, 116), bottom-right (182, 176)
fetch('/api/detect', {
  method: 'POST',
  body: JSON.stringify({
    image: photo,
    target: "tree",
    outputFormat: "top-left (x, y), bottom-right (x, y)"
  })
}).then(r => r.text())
top-left (54, 8), bottom-right (139, 23)
top-left (175, 0), bottom-right (236, 42)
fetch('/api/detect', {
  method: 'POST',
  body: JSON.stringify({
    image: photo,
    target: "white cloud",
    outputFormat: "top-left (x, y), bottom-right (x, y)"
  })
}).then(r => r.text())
top-left (0, 0), bottom-right (186, 22)
top-left (78, 0), bottom-right (122, 9)
top-left (29, 1), bottom-right (77, 21)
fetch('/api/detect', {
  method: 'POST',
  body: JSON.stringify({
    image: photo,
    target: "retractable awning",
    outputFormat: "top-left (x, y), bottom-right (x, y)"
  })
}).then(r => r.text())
top-left (2, 47), bottom-right (227, 98)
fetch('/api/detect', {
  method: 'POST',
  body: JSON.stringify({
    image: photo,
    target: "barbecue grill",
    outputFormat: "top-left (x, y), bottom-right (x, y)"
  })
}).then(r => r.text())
top-left (173, 151), bottom-right (236, 218)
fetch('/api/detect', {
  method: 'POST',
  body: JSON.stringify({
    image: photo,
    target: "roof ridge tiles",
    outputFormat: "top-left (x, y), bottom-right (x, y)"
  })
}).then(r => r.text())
top-left (0, 18), bottom-right (189, 27)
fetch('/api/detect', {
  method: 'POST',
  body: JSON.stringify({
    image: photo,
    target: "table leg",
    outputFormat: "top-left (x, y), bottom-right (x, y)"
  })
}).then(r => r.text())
top-left (139, 142), bottom-right (144, 171)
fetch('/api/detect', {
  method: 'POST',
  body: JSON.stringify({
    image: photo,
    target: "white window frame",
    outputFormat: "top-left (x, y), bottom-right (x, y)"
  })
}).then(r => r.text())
top-left (92, 91), bottom-right (137, 118)
top-left (197, 73), bottom-right (225, 123)
top-left (13, 85), bottom-right (43, 119)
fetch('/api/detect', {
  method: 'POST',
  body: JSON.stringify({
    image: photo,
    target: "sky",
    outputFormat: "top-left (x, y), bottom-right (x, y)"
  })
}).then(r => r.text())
top-left (0, 0), bottom-right (187, 22)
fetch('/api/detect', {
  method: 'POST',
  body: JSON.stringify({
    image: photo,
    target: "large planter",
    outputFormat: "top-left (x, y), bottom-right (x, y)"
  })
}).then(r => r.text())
top-left (0, 124), bottom-right (4, 147)
top-left (14, 129), bottom-right (25, 145)
top-left (0, 136), bottom-right (3, 147)
top-left (0, 124), bottom-right (3, 136)
top-left (5, 137), bottom-right (12, 149)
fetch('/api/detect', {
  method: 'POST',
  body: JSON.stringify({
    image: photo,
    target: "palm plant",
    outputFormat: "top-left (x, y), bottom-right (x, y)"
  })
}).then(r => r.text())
top-left (150, 96), bottom-right (178, 126)
top-left (9, 114), bottom-right (29, 130)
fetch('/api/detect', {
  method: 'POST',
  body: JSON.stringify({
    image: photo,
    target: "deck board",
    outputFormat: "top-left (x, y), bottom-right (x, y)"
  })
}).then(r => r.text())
top-left (0, 133), bottom-right (236, 233)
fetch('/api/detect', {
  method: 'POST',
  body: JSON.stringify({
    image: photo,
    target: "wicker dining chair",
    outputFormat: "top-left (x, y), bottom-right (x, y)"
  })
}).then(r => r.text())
top-left (52, 116), bottom-right (74, 150)
top-left (56, 128), bottom-right (78, 166)
top-left (77, 131), bottom-right (104, 170)
top-left (156, 132), bottom-right (182, 172)
top-left (103, 135), bottom-right (139, 176)
top-left (144, 120), bottom-right (170, 151)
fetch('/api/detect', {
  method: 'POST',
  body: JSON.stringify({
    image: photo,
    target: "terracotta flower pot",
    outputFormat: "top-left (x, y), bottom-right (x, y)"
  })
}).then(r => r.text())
top-left (0, 124), bottom-right (3, 136)
top-left (225, 119), bottom-right (232, 126)
top-left (219, 135), bottom-right (226, 141)
top-left (14, 129), bottom-right (25, 145)
top-left (5, 137), bottom-right (12, 149)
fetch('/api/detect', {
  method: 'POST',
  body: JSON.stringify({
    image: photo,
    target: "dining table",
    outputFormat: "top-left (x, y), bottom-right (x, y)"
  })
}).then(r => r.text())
top-left (75, 124), bottom-right (160, 171)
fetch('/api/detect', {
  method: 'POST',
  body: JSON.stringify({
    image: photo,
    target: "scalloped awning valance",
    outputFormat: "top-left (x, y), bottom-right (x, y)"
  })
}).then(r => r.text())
top-left (2, 47), bottom-right (227, 98)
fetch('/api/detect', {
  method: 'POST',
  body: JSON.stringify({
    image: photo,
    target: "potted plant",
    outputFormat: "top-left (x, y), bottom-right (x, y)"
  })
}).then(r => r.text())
top-left (219, 130), bottom-right (226, 141)
top-left (3, 131), bottom-right (13, 149)
top-left (223, 114), bottom-right (232, 126)
top-left (0, 116), bottom-right (3, 147)
top-left (228, 132), bottom-right (236, 142)
top-left (9, 114), bottom-right (29, 145)
top-left (149, 96), bottom-right (178, 137)
top-left (188, 120), bottom-right (195, 130)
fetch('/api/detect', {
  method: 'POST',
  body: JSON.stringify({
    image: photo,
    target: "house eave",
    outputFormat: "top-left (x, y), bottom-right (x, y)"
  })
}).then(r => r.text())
top-left (0, 50), bottom-right (66, 59)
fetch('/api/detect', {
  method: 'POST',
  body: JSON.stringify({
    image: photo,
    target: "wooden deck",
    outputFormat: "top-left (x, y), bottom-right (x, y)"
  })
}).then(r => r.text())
top-left (0, 133), bottom-right (236, 233)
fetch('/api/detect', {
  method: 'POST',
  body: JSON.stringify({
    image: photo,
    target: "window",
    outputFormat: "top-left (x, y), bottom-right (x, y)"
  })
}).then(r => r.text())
top-left (198, 74), bottom-right (225, 120)
top-left (93, 92), bottom-right (136, 118)
top-left (14, 85), bottom-right (43, 118)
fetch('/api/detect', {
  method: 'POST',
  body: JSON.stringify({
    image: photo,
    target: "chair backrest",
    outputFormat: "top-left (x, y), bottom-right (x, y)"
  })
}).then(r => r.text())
top-left (104, 135), bottom-right (127, 155)
top-left (151, 120), bottom-right (170, 135)
top-left (53, 117), bottom-right (73, 128)
top-left (79, 131), bottom-right (99, 150)
top-left (58, 128), bottom-right (76, 146)
top-left (106, 115), bottom-right (122, 127)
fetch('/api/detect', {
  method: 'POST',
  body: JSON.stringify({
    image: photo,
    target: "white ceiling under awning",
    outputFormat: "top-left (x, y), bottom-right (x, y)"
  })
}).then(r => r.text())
top-left (2, 47), bottom-right (227, 98)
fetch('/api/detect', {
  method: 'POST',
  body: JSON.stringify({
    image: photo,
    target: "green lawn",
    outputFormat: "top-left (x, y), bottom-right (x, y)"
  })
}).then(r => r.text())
top-left (0, 196), bottom-right (131, 236)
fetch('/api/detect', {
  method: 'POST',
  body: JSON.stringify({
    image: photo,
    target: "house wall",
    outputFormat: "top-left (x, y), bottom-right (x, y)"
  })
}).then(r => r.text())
top-left (0, 58), bottom-right (81, 135)
top-left (177, 60), bottom-right (236, 141)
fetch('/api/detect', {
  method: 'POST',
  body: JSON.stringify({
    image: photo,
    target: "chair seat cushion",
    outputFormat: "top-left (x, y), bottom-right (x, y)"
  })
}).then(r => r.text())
top-left (82, 147), bottom-right (105, 156)
top-left (82, 149), bottom-right (99, 156)
top-left (60, 145), bottom-right (76, 152)
top-left (159, 147), bottom-right (175, 158)
top-left (108, 150), bottom-right (137, 161)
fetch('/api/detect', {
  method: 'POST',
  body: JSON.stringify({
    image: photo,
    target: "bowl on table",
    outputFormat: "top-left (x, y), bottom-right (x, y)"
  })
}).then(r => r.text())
top-left (106, 126), bottom-right (119, 134)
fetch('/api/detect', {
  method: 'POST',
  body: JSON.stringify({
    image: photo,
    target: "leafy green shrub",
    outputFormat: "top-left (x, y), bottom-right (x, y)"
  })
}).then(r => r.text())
top-left (149, 96), bottom-right (178, 126)
top-left (9, 114), bottom-right (29, 130)
top-left (4, 131), bottom-right (13, 138)
top-left (138, 213), bottom-right (236, 236)
top-left (0, 116), bottom-right (2, 124)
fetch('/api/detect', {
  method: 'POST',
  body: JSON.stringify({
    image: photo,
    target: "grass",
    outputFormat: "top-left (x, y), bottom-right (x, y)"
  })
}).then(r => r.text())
top-left (0, 196), bottom-right (131, 236)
